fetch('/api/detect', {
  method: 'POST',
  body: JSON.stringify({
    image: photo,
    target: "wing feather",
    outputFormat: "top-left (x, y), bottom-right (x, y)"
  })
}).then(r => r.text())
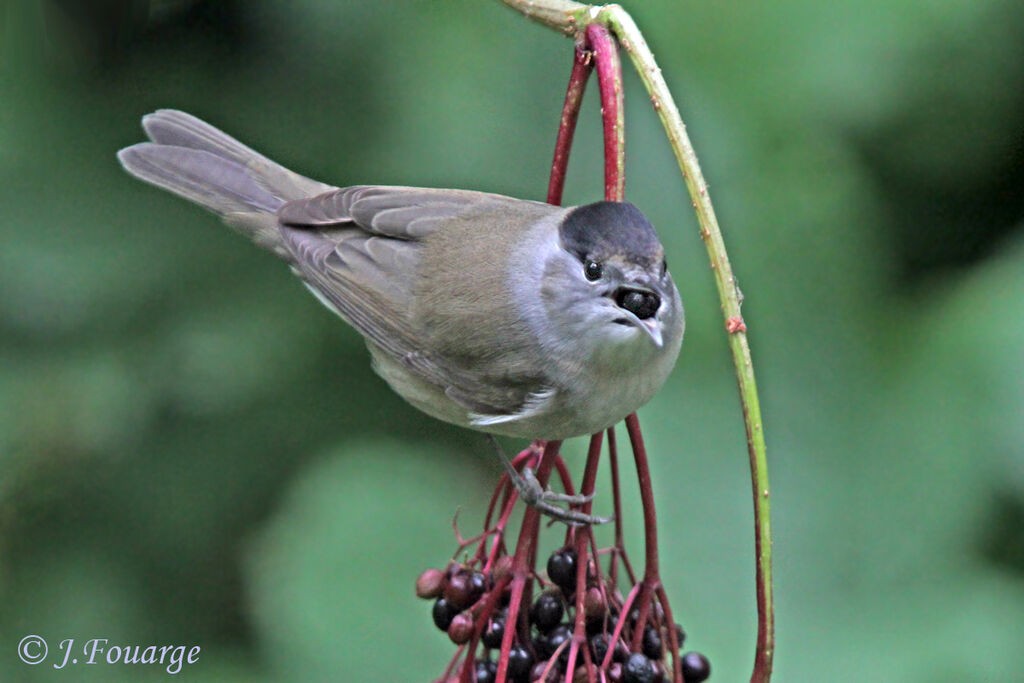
top-left (276, 186), bottom-right (553, 419)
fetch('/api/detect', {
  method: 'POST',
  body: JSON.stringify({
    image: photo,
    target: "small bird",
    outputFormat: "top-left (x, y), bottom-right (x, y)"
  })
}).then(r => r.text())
top-left (118, 110), bottom-right (684, 523)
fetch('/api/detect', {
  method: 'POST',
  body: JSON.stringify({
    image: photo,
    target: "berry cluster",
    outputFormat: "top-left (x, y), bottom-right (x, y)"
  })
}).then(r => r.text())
top-left (417, 547), bottom-right (711, 683)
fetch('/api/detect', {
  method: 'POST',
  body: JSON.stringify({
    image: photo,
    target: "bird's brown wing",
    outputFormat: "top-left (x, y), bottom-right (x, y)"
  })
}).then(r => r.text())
top-left (276, 186), bottom-right (553, 417)
top-left (278, 185), bottom-right (527, 234)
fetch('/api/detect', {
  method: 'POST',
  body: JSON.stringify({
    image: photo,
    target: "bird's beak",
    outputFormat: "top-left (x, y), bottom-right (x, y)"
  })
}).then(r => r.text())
top-left (633, 276), bottom-right (668, 349)
top-left (611, 276), bottom-right (667, 348)
top-left (640, 318), bottom-right (664, 348)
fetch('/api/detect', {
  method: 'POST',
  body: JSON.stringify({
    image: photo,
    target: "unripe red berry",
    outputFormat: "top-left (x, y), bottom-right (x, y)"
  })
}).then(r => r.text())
top-left (415, 568), bottom-right (445, 599)
top-left (447, 612), bottom-right (474, 645)
top-left (584, 586), bottom-right (606, 619)
top-left (492, 555), bottom-right (514, 583)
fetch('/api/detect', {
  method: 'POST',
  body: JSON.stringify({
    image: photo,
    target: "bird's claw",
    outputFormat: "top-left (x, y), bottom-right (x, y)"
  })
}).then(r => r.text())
top-left (492, 437), bottom-right (613, 527)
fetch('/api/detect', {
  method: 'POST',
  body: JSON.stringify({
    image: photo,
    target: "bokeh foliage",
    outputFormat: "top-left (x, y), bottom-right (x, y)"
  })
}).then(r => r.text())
top-left (2, 0), bottom-right (1023, 680)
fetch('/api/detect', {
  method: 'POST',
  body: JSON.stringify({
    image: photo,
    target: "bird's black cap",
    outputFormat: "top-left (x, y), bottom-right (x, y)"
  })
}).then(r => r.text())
top-left (559, 201), bottom-right (663, 267)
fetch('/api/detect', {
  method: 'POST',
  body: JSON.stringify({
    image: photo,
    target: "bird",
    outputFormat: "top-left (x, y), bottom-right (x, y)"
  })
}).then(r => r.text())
top-left (118, 110), bottom-right (684, 523)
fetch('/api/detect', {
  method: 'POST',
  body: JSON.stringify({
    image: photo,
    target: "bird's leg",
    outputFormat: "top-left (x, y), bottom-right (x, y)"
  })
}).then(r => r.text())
top-left (489, 435), bottom-right (613, 526)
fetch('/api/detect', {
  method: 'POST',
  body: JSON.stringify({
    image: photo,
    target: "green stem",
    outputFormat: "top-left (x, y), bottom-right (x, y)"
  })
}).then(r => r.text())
top-left (500, 2), bottom-right (774, 681)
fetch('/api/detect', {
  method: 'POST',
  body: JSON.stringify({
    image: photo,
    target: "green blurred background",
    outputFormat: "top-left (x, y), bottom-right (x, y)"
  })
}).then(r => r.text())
top-left (2, 0), bottom-right (1023, 680)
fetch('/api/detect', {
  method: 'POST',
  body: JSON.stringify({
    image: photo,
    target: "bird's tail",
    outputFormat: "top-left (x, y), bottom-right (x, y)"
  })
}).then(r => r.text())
top-left (117, 109), bottom-right (332, 252)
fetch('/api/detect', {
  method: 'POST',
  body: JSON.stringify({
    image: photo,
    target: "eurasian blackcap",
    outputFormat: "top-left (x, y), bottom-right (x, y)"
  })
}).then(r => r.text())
top-left (118, 110), bottom-right (684, 521)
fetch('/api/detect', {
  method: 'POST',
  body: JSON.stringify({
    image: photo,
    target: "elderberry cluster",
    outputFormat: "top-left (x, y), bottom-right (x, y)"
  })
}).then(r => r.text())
top-left (417, 548), bottom-right (711, 683)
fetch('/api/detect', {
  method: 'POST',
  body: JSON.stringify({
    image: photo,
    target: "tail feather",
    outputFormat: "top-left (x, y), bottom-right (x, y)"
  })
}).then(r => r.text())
top-left (138, 110), bottom-right (331, 201)
top-left (141, 109), bottom-right (268, 166)
top-left (117, 143), bottom-right (282, 215)
top-left (118, 110), bottom-right (334, 252)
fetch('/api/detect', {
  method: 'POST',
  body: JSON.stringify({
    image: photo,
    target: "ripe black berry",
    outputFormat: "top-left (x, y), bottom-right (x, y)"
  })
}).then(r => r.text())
top-left (531, 661), bottom-right (555, 683)
top-left (547, 548), bottom-right (578, 591)
top-left (482, 617), bottom-right (505, 649)
top-left (474, 659), bottom-right (497, 683)
top-left (468, 572), bottom-right (487, 598)
top-left (674, 623), bottom-right (686, 649)
top-left (622, 653), bottom-right (656, 683)
top-left (432, 598), bottom-right (458, 631)
top-left (590, 633), bottom-right (611, 664)
top-left (530, 592), bottom-right (565, 633)
top-left (535, 623), bottom-right (571, 661)
top-left (681, 651), bottom-right (710, 682)
top-left (642, 625), bottom-right (663, 660)
top-left (507, 644), bottom-right (534, 682)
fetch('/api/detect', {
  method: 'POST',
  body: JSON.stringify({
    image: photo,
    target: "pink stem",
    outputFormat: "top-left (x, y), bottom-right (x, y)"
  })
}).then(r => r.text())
top-left (565, 432), bottom-right (604, 680)
top-left (584, 23), bottom-right (625, 202)
top-left (436, 643), bottom-right (466, 683)
top-left (548, 43), bottom-right (594, 206)
top-left (495, 440), bottom-right (562, 683)
top-left (605, 426), bottom-right (637, 586)
top-left (600, 582), bottom-right (640, 670)
top-left (624, 414), bottom-right (660, 581)
top-left (623, 413), bottom-right (666, 662)
top-left (656, 584), bottom-right (684, 683)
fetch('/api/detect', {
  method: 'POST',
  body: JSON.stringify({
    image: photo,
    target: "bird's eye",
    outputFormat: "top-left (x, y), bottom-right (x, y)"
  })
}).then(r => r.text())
top-left (584, 259), bottom-right (603, 281)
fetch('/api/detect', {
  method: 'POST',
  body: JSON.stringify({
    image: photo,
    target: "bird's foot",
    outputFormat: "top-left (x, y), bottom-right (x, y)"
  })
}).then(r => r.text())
top-left (490, 436), bottom-right (613, 527)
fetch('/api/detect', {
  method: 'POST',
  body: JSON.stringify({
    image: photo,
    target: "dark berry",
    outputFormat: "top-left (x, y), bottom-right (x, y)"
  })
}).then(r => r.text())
top-left (622, 653), bottom-right (655, 683)
top-left (467, 572), bottom-right (487, 598)
top-left (674, 623), bottom-right (687, 649)
top-left (642, 626), bottom-right (663, 660)
top-left (547, 548), bottom-right (578, 590)
top-left (444, 571), bottom-right (470, 606)
top-left (482, 617), bottom-right (505, 649)
top-left (681, 652), bottom-right (710, 682)
top-left (590, 630), bottom-right (627, 662)
top-left (507, 644), bottom-right (534, 682)
top-left (416, 568), bottom-right (446, 599)
top-left (530, 592), bottom-right (565, 633)
top-left (532, 634), bottom-right (548, 660)
top-left (585, 614), bottom-right (607, 636)
top-left (535, 623), bottom-right (571, 661)
top-left (432, 597), bottom-right (458, 631)
top-left (447, 612), bottom-right (473, 644)
top-left (531, 662), bottom-right (555, 683)
top-left (445, 570), bottom-right (486, 609)
top-left (474, 659), bottom-right (497, 683)
top-left (590, 633), bottom-right (611, 664)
